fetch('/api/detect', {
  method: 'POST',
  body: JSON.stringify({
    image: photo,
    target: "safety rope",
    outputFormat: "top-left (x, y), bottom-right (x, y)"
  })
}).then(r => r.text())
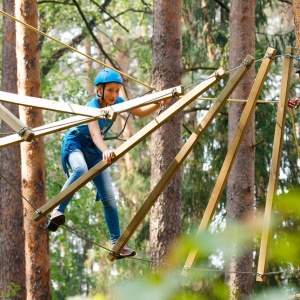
top-left (0, 9), bottom-right (154, 91)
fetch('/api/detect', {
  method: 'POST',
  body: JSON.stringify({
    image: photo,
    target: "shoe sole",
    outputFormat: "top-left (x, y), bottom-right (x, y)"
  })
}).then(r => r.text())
top-left (47, 215), bottom-right (66, 232)
top-left (116, 250), bottom-right (137, 260)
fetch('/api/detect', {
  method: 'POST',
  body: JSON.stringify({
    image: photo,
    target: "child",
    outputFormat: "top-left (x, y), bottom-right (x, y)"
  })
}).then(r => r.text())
top-left (47, 68), bottom-right (167, 258)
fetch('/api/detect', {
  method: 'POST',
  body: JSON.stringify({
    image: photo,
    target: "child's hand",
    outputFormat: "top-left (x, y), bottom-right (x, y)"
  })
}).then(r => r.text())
top-left (288, 98), bottom-right (299, 109)
top-left (103, 149), bottom-right (115, 163)
top-left (162, 96), bottom-right (172, 105)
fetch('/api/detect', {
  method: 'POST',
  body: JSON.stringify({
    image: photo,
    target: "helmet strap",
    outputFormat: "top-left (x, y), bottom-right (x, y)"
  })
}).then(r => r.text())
top-left (97, 84), bottom-right (109, 107)
top-left (102, 83), bottom-right (110, 106)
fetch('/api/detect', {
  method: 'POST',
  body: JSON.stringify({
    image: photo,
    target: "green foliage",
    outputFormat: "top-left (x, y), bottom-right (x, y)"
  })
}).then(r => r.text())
top-left (182, 0), bottom-right (229, 73)
top-left (0, 282), bottom-right (21, 300)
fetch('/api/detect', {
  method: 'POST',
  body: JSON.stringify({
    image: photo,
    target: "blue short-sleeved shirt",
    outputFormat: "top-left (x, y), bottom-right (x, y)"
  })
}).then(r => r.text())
top-left (61, 96), bottom-right (125, 176)
top-left (75, 96), bottom-right (125, 138)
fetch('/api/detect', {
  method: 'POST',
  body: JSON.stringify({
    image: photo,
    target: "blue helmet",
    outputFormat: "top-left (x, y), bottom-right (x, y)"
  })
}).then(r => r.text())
top-left (94, 68), bottom-right (123, 86)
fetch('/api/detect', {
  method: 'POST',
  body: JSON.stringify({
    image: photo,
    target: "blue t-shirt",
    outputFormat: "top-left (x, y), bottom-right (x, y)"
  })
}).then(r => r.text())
top-left (61, 95), bottom-right (125, 179)
top-left (74, 96), bottom-right (125, 138)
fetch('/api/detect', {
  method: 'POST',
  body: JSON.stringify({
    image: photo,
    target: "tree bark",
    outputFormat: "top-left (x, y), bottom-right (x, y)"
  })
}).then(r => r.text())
top-left (225, 0), bottom-right (256, 299)
top-left (0, 1), bottom-right (26, 299)
top-left (293, 0), bottom-right (300, 57)
top-left (150, 0), bottom-right (183, 265)
top-left (15, 0), bottom-right (51, 298)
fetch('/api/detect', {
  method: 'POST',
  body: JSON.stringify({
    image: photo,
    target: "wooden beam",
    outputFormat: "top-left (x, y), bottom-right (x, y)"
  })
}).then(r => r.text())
top-left (108, 85), bottom-right (184, 113)
top-left (182, 47), bottom-right (277, 276)
top-left (0, 85), bottom-right (183, 115)
top-left (0, 103), bottom-right (34, 141)
top-left (0, 114), bottom-right (116, 148)
top-left (256, 46), bottom-right (294, 282)
top-left (0, 91), bottom-right (115, 118)
top-left (32, 68), bottom-right (226, 221)
top-left (107, 55), bottom-right (255, 261)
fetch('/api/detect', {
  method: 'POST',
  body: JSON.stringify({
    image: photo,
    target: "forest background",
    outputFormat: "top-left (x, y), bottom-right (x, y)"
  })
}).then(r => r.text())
top-left (0, 0), bottom-right (300, 299)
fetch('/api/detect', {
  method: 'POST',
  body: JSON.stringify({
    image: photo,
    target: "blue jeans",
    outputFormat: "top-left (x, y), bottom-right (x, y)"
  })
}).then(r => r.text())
top-left (57, 140), bottom-right (121, 243)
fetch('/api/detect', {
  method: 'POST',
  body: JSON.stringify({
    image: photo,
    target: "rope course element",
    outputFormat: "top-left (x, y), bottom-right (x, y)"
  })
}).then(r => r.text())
top-left (18, 126), bottom-right (31, 137)
top-left (0, 88), bottom-right (178, 139)
top-left (0, 9), bottom-right (299, 281)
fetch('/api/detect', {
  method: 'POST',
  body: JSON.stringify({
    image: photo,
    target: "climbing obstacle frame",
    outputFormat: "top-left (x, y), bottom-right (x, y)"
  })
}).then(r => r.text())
top-left (0, 39), bottom-right (296, 281)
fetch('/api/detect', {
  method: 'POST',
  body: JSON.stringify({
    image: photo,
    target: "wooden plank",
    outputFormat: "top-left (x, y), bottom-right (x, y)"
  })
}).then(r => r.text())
top-left (0, 91), bottom-right (115, 118)
top-left (256, 46), bottom-right (294, 282)
top-left (0, 103), bottom-right (34, 141)
top-left (107, 55), bottom-right (255, 261)
top-left (0, 85), bottom-right (183, 116)
top-left (0, 114), bottom-right (117, 148)
top-left (182, 47), bottom-right (277, 276)
top-left (108, 85), bottom-right (184, 113)
top-left (32, 68), bottom-right (226, 221)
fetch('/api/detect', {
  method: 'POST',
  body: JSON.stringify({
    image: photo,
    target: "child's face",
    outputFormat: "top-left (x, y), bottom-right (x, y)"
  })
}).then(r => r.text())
top-left (98, 82), bottom-right (121, 105)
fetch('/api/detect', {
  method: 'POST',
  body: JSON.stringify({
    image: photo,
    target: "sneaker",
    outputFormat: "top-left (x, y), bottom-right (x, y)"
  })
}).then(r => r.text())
top-left (112, 244), bottom-right (136, 259)
top-left (47, 210), bottom-right (66, 232)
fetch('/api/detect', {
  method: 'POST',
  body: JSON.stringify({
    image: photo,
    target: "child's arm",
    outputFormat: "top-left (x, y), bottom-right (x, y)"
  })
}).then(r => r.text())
top-left (131, 97), bottom-right (172, 117)
top-left (88, 121), bottom-right (115, 163)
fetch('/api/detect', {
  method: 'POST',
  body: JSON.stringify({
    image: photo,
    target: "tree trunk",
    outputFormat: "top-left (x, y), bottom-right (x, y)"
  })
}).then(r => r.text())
top-left (150, 0), bottom-right (183, 265)
top-left (15, 0), bottom-right (51, 298)
top-left (0, 1), bottom-right (26, 299)
top-left (293, 0), bottom-right (300, 57)
top-left (225, 0), bottom-right (256, 299)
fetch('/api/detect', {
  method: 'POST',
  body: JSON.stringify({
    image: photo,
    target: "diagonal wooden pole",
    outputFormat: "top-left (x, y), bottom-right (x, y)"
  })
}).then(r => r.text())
top-left (107, 55), bottom-right (255, 261)
top-left (0, 103), bottom-right (34, 141)
top-left (32, 68), bottom-right (226, 221)
top-left (0, 114), bottom-right (117, 148)
top-left (182, 47), bottom-right (277, 276)
top-left (256, 46), bottom-right (294, 282)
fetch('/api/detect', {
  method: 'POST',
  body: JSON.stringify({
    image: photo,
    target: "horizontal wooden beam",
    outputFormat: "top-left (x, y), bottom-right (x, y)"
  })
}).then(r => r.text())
top-left (0, 85), bottom-right (183, 116)
top-left (0, 91), bottom-right (115, 118)
top-left (110, 86), bottom-right (184, 113)
top-left (0, 86), bottom-right (183, 148)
